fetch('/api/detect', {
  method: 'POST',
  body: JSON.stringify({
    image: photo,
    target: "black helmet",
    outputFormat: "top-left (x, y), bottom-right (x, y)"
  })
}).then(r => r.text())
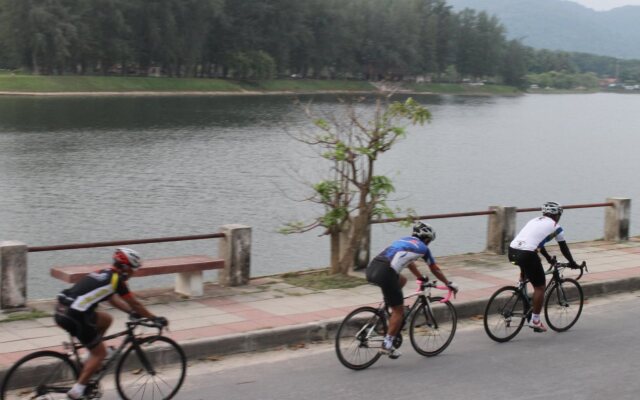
top-left (542, 201), bottom-right (563, 217)
top-left (412, 222), bottom-right (436, 242)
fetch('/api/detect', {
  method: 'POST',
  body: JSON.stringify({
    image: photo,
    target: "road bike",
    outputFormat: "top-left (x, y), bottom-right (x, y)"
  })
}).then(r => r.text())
top-left (335, 280), bottom-right (456, 370)
top-left (483, 260), bottom-right (587, 342)
top-left (0, 316), bottom-right (186, 400)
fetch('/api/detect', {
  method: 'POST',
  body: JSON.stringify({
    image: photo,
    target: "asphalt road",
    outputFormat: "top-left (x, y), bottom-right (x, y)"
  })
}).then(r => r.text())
top-left (100, 291), bottom-right (640, 400)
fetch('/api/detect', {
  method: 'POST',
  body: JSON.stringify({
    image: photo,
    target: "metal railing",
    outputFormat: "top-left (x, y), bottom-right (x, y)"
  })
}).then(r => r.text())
top-left (1, 226), bottom-right (251, 309)
top-left (27, 233), bottom-right (225, 253)
top-left (354, 199), bottom-right (628, 269)
top-left (372, 201), bottom-right (614, 225)
top-left (515, 202), bottom-right (613, 214)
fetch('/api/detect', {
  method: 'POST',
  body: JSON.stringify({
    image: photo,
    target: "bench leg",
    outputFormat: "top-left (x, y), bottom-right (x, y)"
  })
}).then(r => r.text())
top-left (175, 271), bottom-right (203, 297)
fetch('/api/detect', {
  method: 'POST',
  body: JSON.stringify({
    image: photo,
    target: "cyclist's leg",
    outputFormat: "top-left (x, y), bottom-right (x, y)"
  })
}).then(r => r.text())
top-left (525, 259), bottom-right (546, 315)
top-left (520, 253), bottom-right (546, 330)
top-left (388, 273), bottom-right (408, 334)
top-left (95, 310), bottom-right (112, 336)
top-left (510, 247), bottom-right (546, 329)
top-left (366, 259), bottom-right (403, 356)
top-left (66, 311), bottom-right (110, 398)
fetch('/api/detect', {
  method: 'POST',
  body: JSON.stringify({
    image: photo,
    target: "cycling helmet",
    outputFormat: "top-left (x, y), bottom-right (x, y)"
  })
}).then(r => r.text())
top-left (542, 201), bottom-right (563, 217)
top-left (113, 247), bottom-right (142, 270)
top-left (412, 222), bottom-right (436, 242)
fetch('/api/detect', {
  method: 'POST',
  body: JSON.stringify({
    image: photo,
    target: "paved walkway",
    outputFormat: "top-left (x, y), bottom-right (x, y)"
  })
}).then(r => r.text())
top-left (2, 238), bottom-right (640, 371)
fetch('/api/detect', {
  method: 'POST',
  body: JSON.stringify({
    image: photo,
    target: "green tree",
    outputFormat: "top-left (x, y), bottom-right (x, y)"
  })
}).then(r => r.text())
top-left (501, 40), bottom-right (530, 88)
top-left (473, 12), bottom-right (504, 78)
top-left (2, 0), bottom-right (77, 74)
top-left (283, 96), bottom-right (431, 275)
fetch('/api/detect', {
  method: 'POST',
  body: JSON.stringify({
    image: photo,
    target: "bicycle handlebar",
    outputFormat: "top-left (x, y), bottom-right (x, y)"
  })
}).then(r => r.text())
top-left (416, 280), bottom-right (455, 303)
top-left (551, 259), bottom-right (588, 272)
top-left (127, 316), bottom-right (166, 332)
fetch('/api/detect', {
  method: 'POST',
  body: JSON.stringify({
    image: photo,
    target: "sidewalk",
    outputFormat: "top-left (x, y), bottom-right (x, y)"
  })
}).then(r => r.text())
top-left (2, 238), bottom-right (640, 371)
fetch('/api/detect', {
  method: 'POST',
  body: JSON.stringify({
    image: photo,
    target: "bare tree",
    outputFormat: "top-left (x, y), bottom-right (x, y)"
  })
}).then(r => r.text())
top-left (282, 95), bottom-right (431, 275)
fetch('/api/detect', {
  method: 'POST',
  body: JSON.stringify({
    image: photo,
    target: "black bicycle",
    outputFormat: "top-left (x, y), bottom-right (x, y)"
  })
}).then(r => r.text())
top-left (335, 280), bottom-right (457, 370)
top-left (0, 317), bottom-right (186, 400)
top-left (483, 260), bottom-right (587, 342)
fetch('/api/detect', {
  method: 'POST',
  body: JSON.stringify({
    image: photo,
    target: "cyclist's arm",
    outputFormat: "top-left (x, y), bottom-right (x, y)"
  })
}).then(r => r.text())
top-left (109, 293), bottom-right (156, 319)
top-left (427, 263), bottom-right (451, 285)
top-left (407, 262), bottom-right (423, 280)
top-left (539, 246), bottom-right (554, 264)
top-left (558, 240), bottom-right (577, 265)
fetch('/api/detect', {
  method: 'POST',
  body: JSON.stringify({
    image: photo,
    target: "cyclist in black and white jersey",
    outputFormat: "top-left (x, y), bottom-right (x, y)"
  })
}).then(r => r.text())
top-left (54, 248), bottom-right (166, 400)
top-left (508, 201), bottom-right (579, 332)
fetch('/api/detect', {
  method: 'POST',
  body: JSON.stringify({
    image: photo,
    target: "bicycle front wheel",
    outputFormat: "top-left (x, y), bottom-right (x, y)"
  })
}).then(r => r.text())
top-left (409, 297), bottom-right (457, 356)
top-left (115, 335), bottom-right (187, 400)
top-left (1, 350), bottom-right (78, 400)
top-left (544, 278), bottom-right (584, 332)
top-left (483, 286), bottom-right (527, 343)
top-left (335, 306), bottom-right (387, 370)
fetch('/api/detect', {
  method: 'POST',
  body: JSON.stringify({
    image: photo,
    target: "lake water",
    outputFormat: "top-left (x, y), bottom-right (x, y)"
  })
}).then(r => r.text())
top-left (1, 92), bottom-right (638, 299)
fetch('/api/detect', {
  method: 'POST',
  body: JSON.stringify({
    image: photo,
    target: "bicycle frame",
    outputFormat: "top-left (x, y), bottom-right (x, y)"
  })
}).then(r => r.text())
top-left (64, 319), bottom-right (164, 392)
top-left (505, 261), bottom-right (587, 323)
top-left (378, 281), bottom-right (454, 329)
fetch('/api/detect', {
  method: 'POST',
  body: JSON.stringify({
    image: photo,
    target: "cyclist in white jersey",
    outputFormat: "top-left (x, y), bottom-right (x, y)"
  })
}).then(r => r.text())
top-left (508, 201), bottom-right (579, 332)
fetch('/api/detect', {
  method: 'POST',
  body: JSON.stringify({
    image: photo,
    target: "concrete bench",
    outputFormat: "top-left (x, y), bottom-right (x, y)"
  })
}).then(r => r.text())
top-left (51, 255), bottom-right (224, 297)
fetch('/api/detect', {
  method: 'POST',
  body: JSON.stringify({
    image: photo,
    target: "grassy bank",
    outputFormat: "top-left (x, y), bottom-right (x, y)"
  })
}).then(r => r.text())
top-left (0, 73), bottom-right (519, 95)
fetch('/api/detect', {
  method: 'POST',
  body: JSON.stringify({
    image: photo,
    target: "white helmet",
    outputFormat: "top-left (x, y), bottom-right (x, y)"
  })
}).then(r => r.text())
top-left (113, 247), bottom-right (142, 270)
top-left (412, 222), bottom-right (436, 242)
top-left (542, 201), bottom-right (563, 217)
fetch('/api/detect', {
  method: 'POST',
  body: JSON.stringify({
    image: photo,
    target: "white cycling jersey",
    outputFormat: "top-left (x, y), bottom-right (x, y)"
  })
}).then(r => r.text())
top-left (510, 216), bottom-right (566, 251)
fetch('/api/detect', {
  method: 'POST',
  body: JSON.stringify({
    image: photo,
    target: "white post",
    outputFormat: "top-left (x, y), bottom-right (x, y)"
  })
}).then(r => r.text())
top-left (605, 197), bottom-right (630, 241)
top-left (486, 206), bottom-right (517, 254)
top-left (0, 241), bottom-right (28, 309)
top-left (219, 225), bottom-right (251, 286)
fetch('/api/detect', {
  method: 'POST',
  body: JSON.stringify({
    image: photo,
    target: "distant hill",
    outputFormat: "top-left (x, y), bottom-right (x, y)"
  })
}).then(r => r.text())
top-left (446, 0), bottom-right (640, 59)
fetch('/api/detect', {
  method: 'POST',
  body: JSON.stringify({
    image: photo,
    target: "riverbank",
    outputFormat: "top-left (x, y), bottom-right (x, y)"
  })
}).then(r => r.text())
top-left (0, 74), bottom-right (521, 96)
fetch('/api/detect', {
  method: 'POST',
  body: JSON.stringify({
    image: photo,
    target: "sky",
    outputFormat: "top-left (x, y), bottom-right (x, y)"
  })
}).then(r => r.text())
top-left (570, 0), bottom-right (640, 10)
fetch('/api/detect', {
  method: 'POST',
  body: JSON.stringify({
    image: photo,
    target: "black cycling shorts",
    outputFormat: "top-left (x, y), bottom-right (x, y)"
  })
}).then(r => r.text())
top-left (508, 247), bottom-right (546, 287)
top-left (366, 257), bottom-right (404, 307)
top-left (54, 304), bottom-right (102, 349)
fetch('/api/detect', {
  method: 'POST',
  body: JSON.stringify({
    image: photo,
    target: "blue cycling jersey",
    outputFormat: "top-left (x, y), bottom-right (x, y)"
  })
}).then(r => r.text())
top-left (377, 236), bottom-right (435, 274)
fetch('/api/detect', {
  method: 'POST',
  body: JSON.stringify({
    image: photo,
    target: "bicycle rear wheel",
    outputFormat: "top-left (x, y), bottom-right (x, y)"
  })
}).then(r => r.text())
top-left (544, 278), bottom-right (584, 332)
top-left (335, 306), bottom-right (387, 370)
top-left (0, 350), bottom-right (78, 400)
top-left (115, 335), bottom-right (186, 400)
top-left (410, 297), bottom-right (457, 356)
top-left (483, 286), bottom-right (527, 343)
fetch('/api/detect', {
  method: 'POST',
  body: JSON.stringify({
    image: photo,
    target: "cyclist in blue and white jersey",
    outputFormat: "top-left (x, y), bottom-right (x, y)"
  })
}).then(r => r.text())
top-left (366, 222), bottom-right (458, 359)
top-left (508, 201), bottom-right (579, 332)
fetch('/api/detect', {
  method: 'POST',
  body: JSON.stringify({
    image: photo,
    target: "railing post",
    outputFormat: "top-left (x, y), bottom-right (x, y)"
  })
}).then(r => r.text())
top-left (219, 224), bottom-right (251, 286)
top-left (604, 197), bottom-right (630, 241)
top-left (486, 206), bottom-right (516, 254)
top-left (0, 241), bottom-right (28, 309)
